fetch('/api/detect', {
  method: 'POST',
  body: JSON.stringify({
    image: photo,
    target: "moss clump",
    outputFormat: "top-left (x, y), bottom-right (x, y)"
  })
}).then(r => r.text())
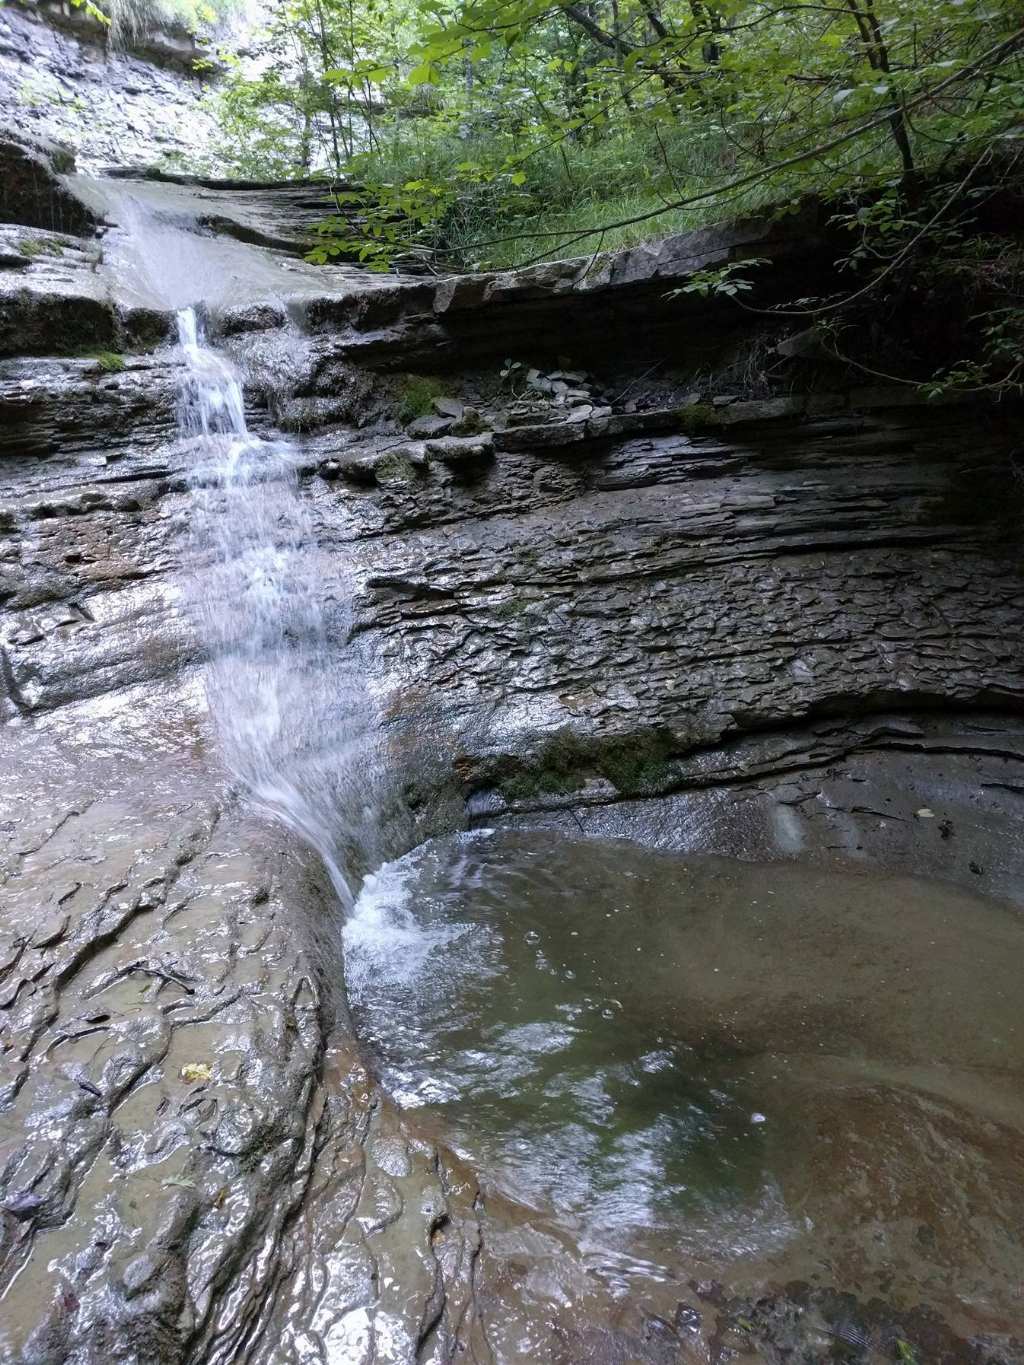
top-left (597, 731), bottom-right (676, 793)
top-left (373, 450), bottom-right (418, 483)
top-left (493, 596), bottom-right (529, 620)
top-left (497, 727), bottom-right (676, 802)
top-left (396, 375), bottom-right (446, 426)
top-left (48, 147), bottom-right (76, 175)
top-left (676, 402), bottom-right (720, 433)
top-left (90, 352), bottom-right (126, 373)
top-left (19, 237), bottom-right (64, 260)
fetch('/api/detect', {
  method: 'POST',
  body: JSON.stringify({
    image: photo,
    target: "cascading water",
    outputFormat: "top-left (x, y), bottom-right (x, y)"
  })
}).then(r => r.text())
top-left (175, 305), bottom-right (375, 908)
top-left (70, 179), bottom-right (384, 908)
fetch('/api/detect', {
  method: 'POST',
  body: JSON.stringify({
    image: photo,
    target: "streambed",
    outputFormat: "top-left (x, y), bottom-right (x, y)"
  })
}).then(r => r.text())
top-left (346, 831), bottom-right (1024, 1347)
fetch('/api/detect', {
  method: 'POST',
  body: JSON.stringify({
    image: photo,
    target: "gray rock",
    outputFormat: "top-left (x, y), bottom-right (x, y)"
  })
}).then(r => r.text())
top-left (0, 6), bottom-right (220, 173)
top-left (407, 413), bottom-right (454, 438)
top-left (0, 132), bottom-right (95, 234)
top-left (423, 432), bottom-right (495, 463)
top-left (3, 159), bottom-right (1023, 1365)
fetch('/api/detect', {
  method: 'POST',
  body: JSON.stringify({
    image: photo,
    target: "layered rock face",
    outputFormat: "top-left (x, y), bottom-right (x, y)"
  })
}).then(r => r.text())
top-left (0, 1), bottom-right (219, 171)
top-left (2, 150), bottom-right (1024, 1363)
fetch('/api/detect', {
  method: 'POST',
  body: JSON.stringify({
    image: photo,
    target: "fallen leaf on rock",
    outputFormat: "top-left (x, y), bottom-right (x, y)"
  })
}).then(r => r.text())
top-left (180, 1062), bottom-right (213, 1083)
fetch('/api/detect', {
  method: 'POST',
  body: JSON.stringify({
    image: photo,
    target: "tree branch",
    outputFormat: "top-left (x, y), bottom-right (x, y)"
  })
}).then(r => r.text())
top-left (460, 26), bottom-right (1024, 254)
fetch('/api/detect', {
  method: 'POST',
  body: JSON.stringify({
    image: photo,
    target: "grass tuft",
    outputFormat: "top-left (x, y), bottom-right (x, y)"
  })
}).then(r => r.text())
top-left (396, 375), bottom-right (446, 425)
top-left (90, 351), bottom-right (126, 373)
top-left (18, 237), bottom-right (65, 260)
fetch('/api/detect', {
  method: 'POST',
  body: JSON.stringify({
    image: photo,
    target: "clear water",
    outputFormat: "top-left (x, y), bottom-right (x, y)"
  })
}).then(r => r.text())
top-left (91, 183), bottom-right (380, 902)
top-left (176, 305), bottom-right (377, 905)
top-left (346, 830), bottom-right (1024, 1332)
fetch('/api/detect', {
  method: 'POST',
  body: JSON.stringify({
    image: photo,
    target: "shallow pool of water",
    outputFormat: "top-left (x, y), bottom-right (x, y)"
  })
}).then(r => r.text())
top-left (344, 831), bottom-right (1024, 1340)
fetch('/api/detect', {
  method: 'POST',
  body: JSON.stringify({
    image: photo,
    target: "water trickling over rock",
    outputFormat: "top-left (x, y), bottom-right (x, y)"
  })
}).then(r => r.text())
top-left (176, 303), bottom-right (377, 906)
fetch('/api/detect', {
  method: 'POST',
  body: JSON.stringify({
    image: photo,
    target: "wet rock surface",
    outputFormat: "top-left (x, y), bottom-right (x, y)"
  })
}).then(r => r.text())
top-left (0, 3), bottom-right (219, 173)
top-left (2, 156), bottom-right (1024, 1361)
top-left (324, 398), bottom-right (1024, 904)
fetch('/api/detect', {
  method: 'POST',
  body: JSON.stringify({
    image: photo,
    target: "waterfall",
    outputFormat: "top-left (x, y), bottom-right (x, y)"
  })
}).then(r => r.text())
top-left (67, 179), bottom-right (382, 908)
top-left (177, 305), bottom-right (373, 909)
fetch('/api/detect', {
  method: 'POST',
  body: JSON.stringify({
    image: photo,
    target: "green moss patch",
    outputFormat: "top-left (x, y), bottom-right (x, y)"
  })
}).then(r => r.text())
top-left (18, 237), bottom-right (65, 260)
top-left (90, 351), bottom-right (126, 373)
top-left (497, 727), bottom-right (676, 802)
top-left (676, 402), bottom-right (720, 434)
top-left (396, 375), bottom-right (446, 426)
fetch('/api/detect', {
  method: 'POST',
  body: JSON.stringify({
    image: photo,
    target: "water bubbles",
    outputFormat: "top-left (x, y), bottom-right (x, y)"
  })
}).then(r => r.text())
top-left (524, 930), bottom-right (540, 945)
top-left (751, 1112), bottom-right (767, 1125)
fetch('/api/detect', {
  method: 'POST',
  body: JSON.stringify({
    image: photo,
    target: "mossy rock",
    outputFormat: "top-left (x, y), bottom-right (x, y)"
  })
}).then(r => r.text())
top-left (497, 727), bottom-right (676, 802)
top-left (396, 375), bottom-right (447, 426)
top-left (493, 596), bottom-right (530, 621)
top-left (676, 402), bottom-right (721, 433)
top-left (373, 450), bottom-right (420, 484)
top-left (89, 351), bottom-right (126, 374)
top-left (18, 237), bottom-right (65, 260)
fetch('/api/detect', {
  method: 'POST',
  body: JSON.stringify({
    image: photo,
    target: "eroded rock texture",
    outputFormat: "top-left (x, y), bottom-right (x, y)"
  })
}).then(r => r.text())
top-left (2, 151), bottom-right (1024, 1363)
top-left (327, 400), bottom-right (1024, 905)
top-left (0, 2), bottom-right (219, 172)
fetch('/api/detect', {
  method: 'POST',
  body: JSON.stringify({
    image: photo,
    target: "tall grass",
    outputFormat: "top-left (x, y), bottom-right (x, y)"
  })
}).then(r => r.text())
top-left (354, 118), bottom-right (800, 269)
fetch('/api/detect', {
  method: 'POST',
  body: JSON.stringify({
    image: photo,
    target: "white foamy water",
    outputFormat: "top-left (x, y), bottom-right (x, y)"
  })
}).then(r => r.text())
top-left (177, 304), bottom-right (377, 906)
top-left (79, 183), bottom-right (384, 907)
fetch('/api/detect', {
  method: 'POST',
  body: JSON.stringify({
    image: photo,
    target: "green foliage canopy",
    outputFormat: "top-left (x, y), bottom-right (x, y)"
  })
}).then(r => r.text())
top-left (206, 0), bottom-right (1024, 279)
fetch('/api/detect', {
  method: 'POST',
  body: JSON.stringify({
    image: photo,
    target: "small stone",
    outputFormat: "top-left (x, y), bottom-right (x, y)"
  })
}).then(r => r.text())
top-left (180, 1062), bottom-right (213, 1084)
top-left (452, 405), bottom-right (484, 436)
top-left (915, 808), bottom-right (935, 819)
top-left (433, 396), bottom-right (463, 419)
top-left (424, 433), bottom-right (494, 464)
top-left (406, 414), bottom-right (453, 438)
top-left (776, 326), bottom-right (827, 360)
top-left (712, 394), bottom-right (739, 407)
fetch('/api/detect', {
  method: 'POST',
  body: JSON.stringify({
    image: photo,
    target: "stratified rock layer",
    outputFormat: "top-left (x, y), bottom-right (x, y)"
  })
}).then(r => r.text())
top-left (328, 400), bottom-right (1024, 904)
top-left (0, 2), bottom-right (219, 172)
top-left (2, 150), bottom-right (1024, 1363)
